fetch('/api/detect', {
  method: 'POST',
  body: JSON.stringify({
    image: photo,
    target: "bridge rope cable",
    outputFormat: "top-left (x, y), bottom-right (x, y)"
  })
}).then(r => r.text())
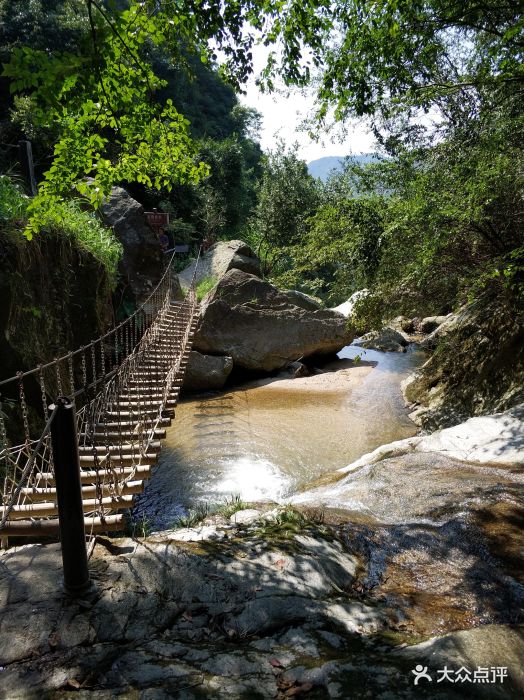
top-left (0, 249), bottom-right (202, 539)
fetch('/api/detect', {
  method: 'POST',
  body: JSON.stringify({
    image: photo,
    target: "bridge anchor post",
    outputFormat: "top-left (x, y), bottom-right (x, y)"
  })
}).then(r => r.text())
top-left (50, 398), bottom-right (90, 595)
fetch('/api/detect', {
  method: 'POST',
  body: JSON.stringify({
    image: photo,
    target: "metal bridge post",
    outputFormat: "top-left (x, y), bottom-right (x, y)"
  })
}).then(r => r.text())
top-left (49, 398), bottom-right (90, 595)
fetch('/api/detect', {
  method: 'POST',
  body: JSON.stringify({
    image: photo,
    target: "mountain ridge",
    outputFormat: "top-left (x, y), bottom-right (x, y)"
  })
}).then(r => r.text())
top-left (308, 154), bottom-right (377, 181)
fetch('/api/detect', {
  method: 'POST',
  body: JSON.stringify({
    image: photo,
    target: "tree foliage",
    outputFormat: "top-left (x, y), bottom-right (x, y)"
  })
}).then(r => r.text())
top-left (248, 142), bottom-right (320, 275)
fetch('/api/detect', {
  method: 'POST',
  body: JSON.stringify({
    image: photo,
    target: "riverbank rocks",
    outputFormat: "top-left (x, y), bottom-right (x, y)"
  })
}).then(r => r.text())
top-left (178, 240), bottom-right (261, 291)
top-left (354, 326), bottom-right (408, 352)
top-left (402, 295), bottom-right (524, 428)
top-left (101, 187), bottom-right (164, 301)
top-left (183, 351), bottom-right (233, 391)
top-left (331, 289), bottom-right (369, 318)
top-left (292, 404), bottom-right (524, 515)
top-left (419, 314), bottom-right (450, 334)
top-left (2, 504), bottom-right (523, 698)
top-left (193, 269), bottom-right (354, 372)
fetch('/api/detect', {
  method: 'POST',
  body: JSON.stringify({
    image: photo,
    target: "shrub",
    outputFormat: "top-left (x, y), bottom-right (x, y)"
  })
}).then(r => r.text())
top-left (0, 176), bottom-right (122, 287)
top-left (196, 275), bottom-right (218, 300)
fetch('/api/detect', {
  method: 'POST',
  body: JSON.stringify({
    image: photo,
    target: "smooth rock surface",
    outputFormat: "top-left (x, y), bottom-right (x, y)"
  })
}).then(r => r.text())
top-left (354, 326), bottom-right (408, 352)
top-left (1, 505), bottom-right (523, 699)
top-left (348, 403), bottom-right (523, 471)
top-left (194, 269), bottom-right (354, 372)
top-left (178, 240), bottom-right (261, 290)
top-left (331, 289), bottom-right (369, 318)
top-left (183, 350), bottom-right (233, 391)
top-left (229, 508), bottom-right (262, 524)
top-left (291, 405), bottom-right (524, 517)
top-left (282, 289), bottom-right (322, 311)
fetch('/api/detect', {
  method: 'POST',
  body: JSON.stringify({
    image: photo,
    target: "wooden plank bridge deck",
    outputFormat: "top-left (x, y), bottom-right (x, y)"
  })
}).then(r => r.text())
top-left (0, 257), bottom-right (201, 543)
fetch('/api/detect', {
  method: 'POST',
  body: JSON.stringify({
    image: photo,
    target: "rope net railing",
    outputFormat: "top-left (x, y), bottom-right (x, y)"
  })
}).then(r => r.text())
top-left (0, 250), bottom-right (201, 539)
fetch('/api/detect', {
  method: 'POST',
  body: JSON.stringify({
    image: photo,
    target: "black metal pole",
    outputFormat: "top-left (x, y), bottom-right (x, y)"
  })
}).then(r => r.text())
top-left (49, 397), bottom-right (90, 595)
top-left (18, 140), bottom-right (38, 197)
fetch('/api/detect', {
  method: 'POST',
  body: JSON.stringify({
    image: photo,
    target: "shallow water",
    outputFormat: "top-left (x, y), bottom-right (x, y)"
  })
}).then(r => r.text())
top-left (134, 345), bottom-right (424, 530)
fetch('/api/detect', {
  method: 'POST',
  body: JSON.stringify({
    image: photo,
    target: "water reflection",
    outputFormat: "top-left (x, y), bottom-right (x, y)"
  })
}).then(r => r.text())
top-left (134, 344), bottom-right (425, 530)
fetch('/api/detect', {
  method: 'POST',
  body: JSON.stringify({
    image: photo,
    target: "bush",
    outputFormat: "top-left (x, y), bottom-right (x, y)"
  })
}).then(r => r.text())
top-left (37, 200), bottom-right (122, 288)
top-left (0, 176), bottom-right (122, 287)
top-left (0, 175), bottom-right (28, 226)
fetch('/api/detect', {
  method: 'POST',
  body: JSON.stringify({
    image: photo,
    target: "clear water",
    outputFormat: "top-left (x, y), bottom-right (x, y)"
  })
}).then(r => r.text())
top-left (134, 345), bottom-right (425, 530)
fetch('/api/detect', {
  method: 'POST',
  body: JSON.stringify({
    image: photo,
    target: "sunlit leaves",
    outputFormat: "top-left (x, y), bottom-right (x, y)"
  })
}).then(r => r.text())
top-left (2, 0), bottom-right (208, 236)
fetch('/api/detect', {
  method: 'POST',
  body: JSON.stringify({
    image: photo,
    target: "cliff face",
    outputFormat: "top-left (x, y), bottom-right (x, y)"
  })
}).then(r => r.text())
top-left (0, 231), bottom-right (114, 387)
top-left (402, 292), bottom-right (524, 429)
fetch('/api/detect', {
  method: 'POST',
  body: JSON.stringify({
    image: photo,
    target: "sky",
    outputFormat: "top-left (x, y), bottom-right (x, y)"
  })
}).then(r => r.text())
top-left (238, 44), bottom-right (376, 163)
top-left (240, 84), bottom-right (376, 163)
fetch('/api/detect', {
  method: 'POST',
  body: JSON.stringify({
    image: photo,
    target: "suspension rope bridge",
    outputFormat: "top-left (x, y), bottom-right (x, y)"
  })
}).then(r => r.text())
top-left (0, 252), bottom-right (201, 569)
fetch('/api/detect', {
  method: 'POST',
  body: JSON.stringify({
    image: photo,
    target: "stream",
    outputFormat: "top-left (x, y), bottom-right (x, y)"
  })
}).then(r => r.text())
top-left (134, 344), bottom-right (425, 530)
top-left (133, 342), bottom-right (524, 643)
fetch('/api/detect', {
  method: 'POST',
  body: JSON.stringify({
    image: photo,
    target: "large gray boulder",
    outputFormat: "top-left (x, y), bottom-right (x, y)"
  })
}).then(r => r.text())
top-left (281, 289), bottom-right (322, 311)
top-left (193, 269), bottom-right (353, 372)
top-left (183, 351), bottom-right (233, 391)
top-left (331, 289), bottom-right (369, 318)
top-left (419, 314), bottom-right (451, 334)
top-left (354, 326), bottom-right (408, 352)
top-left (178, 240), bottom-right (261, 290)
top-left (101, 187), bottom-right (164, 301)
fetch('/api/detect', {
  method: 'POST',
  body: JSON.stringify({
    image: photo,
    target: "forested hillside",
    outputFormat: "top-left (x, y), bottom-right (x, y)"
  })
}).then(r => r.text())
top-left (0, 0), bottom-right (522, 421)
top-left (0, 0), bottom-right (263, 249)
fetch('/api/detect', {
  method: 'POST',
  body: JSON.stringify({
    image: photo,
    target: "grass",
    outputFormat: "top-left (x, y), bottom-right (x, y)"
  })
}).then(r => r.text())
top-left (0, 175), bottom-right (28, 224)
top-left (172, 494), bottom-right (247, 529)
top-left (128, 514), bottom-right (152, 538)
top-left (195, 275), bottom-right (218, 301)
top-left (0, 175), bottom-right (122, 287)
top-left (38, 200), bottom-right (123, 288)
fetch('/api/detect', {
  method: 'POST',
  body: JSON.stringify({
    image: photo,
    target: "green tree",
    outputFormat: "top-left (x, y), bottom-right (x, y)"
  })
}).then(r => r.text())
top-left (249, 142), bottom-right (320, 275)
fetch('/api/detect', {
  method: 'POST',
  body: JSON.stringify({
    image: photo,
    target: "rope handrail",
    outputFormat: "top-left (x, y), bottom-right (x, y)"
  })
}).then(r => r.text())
top-left (0, 404), bottom-right (58, 528)
top-left (0, 252), bottom-right (177, 389)
top-left (0, 246), bottom-right (202, 542)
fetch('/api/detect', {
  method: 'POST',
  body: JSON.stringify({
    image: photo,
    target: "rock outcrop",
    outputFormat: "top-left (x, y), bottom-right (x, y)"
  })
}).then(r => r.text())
top-left (401, 296), bottom-right (524, 428)
top-left (281, 289), bottom-right (322, 311)
top-left (193, 269), bottom-right (354, 372)
top-left (2, 505), bottom-right (523, 698)
top-left (419, 314), bottom-right (450, 334)
top-left (354, 327), bottom-right (409, 353)
top-left (331, 289), bottom-right (369, 318)
top-left (292, 404), bottom-right (524, 515)
top-left (183, 351), bottom-right (233, 391)
top-left (178, 240), bottom-right (261, 291)
top-left (101, 187), bottom-right (164, 301)
top-left (0, 231), bottom-right (113, 437)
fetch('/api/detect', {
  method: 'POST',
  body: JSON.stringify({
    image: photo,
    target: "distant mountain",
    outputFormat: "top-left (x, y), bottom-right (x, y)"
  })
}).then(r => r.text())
top-left (308, 154), bottom-right (377, 181)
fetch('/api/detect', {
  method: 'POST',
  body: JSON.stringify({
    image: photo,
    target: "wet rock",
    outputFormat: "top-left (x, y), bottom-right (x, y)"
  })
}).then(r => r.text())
top-left (194, 269), bottom-right (353, 372)
top-left (354, 327), bottom-right (409, 353)
top-left (178, 239), bottom-right (261, 291)
top-left (183, 350), bottom-right (233, 392)
top-left (101, 187), bottom-right (164, 301)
